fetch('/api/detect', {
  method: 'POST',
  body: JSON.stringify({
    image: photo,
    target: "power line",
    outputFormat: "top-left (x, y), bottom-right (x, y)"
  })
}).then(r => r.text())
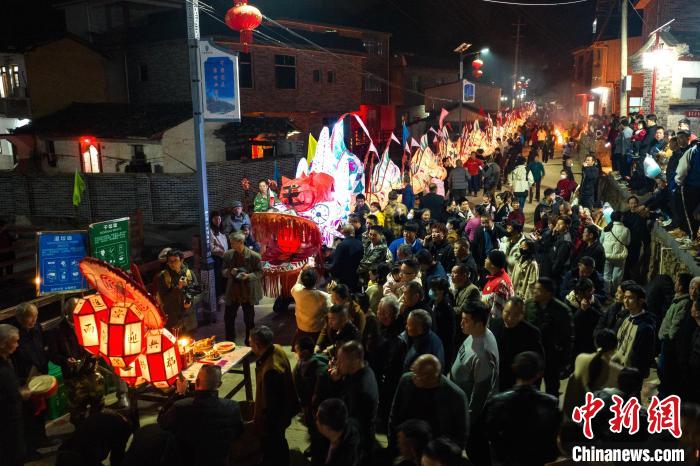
top-left (627, 0), bottom-right (647, 27)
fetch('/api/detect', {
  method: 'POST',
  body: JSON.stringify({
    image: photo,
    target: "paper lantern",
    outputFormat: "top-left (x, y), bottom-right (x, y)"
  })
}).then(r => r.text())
top-left (472, 69), bottom-right (483, 78)
top-left (116, 360), bottom-right (143, 388)
top-left (472, 58), bottom-right (483, 69)
top-left (225, 0), bottom-right (263, 53)
top-left (98, 303), bottom-right (146, 369)
top-left (72, 294), bottom-right (108, 356)
top-left (137, 328), bottom-right (182, 389)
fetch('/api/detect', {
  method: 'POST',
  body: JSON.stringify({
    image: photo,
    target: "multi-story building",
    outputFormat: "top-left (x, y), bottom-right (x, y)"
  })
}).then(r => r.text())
top-left (630, 0), bottom-right (700, 129)
top-left (571, 37), bottom-right (644, 118)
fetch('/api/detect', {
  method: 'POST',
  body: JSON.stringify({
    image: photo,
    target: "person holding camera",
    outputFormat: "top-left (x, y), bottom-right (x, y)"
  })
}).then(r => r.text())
top-left (222, 232), bottom-right (263, 345)
top-left (156, 250), bottom-right (197, 337)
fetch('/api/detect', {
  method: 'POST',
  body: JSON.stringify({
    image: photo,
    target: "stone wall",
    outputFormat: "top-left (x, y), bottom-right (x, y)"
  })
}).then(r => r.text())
top-left (0, 156), bottom-right (301, 226)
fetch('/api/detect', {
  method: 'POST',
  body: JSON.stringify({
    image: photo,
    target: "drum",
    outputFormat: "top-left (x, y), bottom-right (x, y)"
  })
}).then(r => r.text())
top-left (28, 375), bottom-right (58, 398)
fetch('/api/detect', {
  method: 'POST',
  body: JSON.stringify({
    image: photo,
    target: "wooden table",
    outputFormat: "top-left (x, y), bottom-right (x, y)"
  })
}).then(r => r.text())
top-left (127, 346), bottom-right (254, 426)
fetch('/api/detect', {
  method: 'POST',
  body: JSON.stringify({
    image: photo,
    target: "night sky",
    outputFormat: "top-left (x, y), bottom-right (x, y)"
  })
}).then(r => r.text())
top-left (6, 0), bottom-right (610, 98)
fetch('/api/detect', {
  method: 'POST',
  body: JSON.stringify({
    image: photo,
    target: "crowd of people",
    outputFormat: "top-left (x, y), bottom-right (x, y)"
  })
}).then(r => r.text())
top-left (2, 113), bottom-right (700, 466)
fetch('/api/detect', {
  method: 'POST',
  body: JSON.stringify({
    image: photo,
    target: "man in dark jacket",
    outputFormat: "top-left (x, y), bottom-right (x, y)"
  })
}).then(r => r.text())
top-left (594, 282), bottom-right (630, 337)
top-left (158, 364), bottom-right (244, 466)
top-left (573, 225), bottom-right (606, 274)
top-left (156, 249), bottom-right (197, 335)
top-left (579, 155), bottom-right (599, 209)
top-left (611, 283), bottom-right (657, 379)
top-left (549, 216), bottom-right (573, 290)
top-left (471, 213), bottom-right (498, 281)
top-left (375, 296), bottom-right (408, 425)
top-left (483, 352), bottom-right (561, 466)
top-left (389, 355), bottom-right (468, 451)
top-left (560, 256), bottom-right (607, 304)
top-left (316, 304), bottom-right (361, 354)
top-left (622, 196), bottom-right (650, 283)
top-left (423, 223), bottom-right (452, 270)
top-left (323, 341), bottom-right (379, 466)
top-left (0, 324), bottom-right (26, 466)
top-left (250, 326), bottom-right (299, 466)
top-left (524, 278), bottom-right (573, 397)
top-left (421, 183), bottom-right (446, 223)
top-left (328, 224), bottom-right (364, 292)
top-left (401, 309), bottom-right (445, 371)
top-left (490, 297), bottom-right (544, 391)
top-left (639, 114), bottom-right (659, 157)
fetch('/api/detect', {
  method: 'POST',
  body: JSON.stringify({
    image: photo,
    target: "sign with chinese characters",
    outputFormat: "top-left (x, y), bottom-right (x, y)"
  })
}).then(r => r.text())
top-left (572, 392), bottom-right (682, 439)
top-left (37, 231), bottom-right (89, 295)
top-left (684, 110), bottom-right (700, 117)
top-left (88, 217), bottom-right (130, 270)
top-left (199, 39), bottom-right (241, 121)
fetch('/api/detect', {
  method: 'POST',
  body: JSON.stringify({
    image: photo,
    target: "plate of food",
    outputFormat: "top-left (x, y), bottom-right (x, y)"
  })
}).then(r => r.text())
top-left (193, 336), bottom-right (216, 353)
top-left (213, 341), bottom-right (236, 353)
top-left (200, 349), bottom-right (222, 363)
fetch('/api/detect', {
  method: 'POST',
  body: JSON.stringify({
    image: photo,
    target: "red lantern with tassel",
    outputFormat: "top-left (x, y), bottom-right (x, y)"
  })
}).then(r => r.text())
top-left (98, 303), bottom-right (146, 369)
top-left (472, 58), bottom-right (483, 69)
top-left (138, 328), bottom-right (182, 389)
top-left (225, 0), bottom-right (263, 53)
top-left (72, 294), bottom-right (108, 356)
top-left (472, 69), bottom-right (484, 78)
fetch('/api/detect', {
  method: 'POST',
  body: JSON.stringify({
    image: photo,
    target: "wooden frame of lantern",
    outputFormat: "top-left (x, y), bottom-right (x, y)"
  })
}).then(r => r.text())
top-left (72, 294), bottom-right (108, 355)
top-left (98, 303), bottom-right (146, 369)
top-left (137, 328), bottom-right (182, 389)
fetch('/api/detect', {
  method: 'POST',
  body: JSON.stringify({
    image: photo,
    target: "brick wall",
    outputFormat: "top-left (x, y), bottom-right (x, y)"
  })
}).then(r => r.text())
top-left (0, 157), bottom-right (301, 226)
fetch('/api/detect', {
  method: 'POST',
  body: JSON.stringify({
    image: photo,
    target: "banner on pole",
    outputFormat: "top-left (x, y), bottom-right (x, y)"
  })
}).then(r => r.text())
top-left (199, 39), bottom-right (241, 121)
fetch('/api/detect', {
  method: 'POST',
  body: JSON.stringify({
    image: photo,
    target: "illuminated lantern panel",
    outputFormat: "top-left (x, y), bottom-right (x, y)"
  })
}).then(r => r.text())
top-left (72, 294), bottom-right (108, 356)
top-left (277, 224), bottom-right (302, 254)
top-left (224, 0), bottom-right (263, 53)
top-left (116, 360), bottom-right (143, 388)
top-left (98, 303), bottom-right (146, 369)
top-left (138, 328), bottom-right (182, 389)
top-left (472, 58), bottom-right (483, 69)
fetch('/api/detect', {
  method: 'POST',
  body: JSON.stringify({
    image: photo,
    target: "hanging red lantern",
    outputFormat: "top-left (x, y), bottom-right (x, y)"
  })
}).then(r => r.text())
top-left (224, 0), bottom-right (263, 53)
top-left (137, 328), bottom-right (182, 389)
top-left (472, 69), bottom-right (484, 78)
top-left (72, 294), bottom-right (108, 356)
top-left (98, 303), bottom-right (146, 369)
top-left (472, 58), bottom-right (484, 70)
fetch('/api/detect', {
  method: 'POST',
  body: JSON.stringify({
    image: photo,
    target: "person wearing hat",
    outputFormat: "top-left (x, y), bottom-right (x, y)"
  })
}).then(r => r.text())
top-left (223, 201), bottom-right (250, 235)
top-left (481, 250), bottom-right (514, 320)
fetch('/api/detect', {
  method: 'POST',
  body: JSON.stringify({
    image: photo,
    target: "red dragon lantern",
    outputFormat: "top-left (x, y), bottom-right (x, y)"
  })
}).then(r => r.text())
top-left (224, 0), bottom-right (263, 53)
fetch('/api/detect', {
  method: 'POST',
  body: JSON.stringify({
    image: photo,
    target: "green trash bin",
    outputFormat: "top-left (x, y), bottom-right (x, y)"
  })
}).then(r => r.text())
top-left (47, 362), bottom-right (68, 420)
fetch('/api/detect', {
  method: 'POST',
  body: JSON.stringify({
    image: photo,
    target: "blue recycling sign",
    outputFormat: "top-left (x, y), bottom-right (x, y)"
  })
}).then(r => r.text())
top-left (37, 231), bottom-right (88, 295)
top-left (463, 79), bottom-right (475, 103)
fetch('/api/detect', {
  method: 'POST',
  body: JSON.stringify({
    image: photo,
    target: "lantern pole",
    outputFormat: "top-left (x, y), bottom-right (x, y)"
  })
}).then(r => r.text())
top-left (186, 0), bottom-right (217, 323)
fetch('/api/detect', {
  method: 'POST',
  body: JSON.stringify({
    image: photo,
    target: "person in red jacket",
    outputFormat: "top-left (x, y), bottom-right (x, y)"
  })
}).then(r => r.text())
top-left (466, 152), bottom-right (484, 197)
top-left (556, 170), bottom-right (578, 202)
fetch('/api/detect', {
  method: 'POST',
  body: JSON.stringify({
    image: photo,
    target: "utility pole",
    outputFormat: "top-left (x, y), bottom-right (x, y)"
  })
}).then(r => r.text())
top-left (512, 19), bottom-right (523, 109)
top-left (459, 51), bottom-right (463, 131)
top-left (619, 0), bottom-right (628, 116)
top-left (185, 0), bottom-right (216, 324)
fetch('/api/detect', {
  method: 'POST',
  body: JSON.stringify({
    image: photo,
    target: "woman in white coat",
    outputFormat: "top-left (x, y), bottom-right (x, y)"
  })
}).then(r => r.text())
top-left (601, 210), bottom-right (631, 294)
top-left (509, 156), bottom-right (534, 208)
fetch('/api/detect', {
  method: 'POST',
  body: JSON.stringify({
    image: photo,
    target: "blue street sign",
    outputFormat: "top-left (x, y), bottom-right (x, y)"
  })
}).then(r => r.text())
top-left (37, 231), bottom-right (88, 295)
top-left (463, 79), bottom-right (475, 103)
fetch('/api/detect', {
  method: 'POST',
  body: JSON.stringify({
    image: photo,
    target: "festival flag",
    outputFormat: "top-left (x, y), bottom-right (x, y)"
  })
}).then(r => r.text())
top-left (439, 108), bottom-right (449, 129)
top-left (429, 127), bottom-right (439, 135)
top-left (306, 133), bottom-right (318, 164)
top-left (368, 142), bottom-right (379, 156)
top-left (72, 170), bottom-right (86, 206)
top-left (390, 132), bottom-right (401, 146)
top-left (402, 122), bottom-right (410, 148)
top-left (273, 160), bottom-right (280, 188)
top-left (404, 141), bottom-right (411, 154)
top-left (411, 137), bottom-right (421, 149)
